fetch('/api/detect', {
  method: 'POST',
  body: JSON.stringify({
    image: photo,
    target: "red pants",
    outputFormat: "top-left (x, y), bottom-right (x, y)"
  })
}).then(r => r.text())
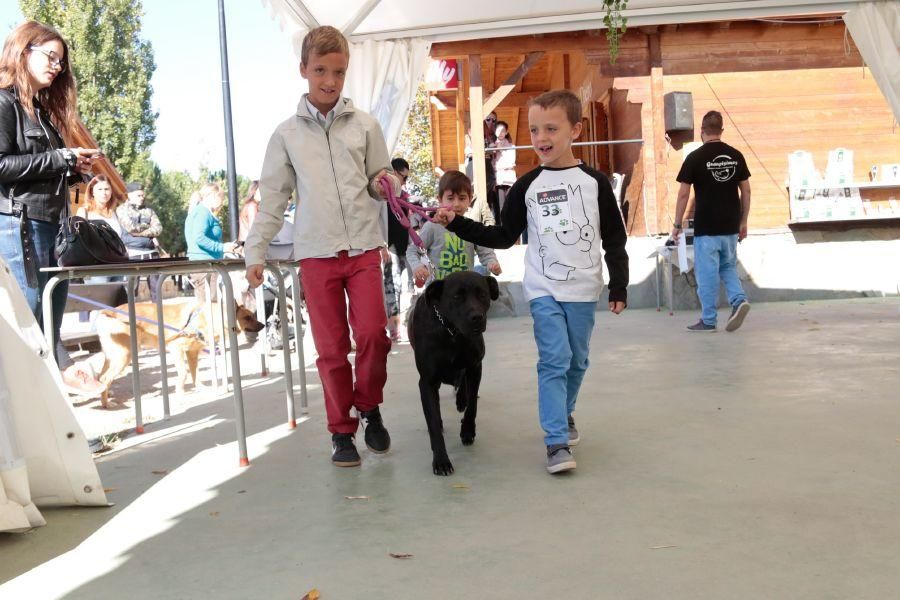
top-left (300, 250), bottom-right (390, 434)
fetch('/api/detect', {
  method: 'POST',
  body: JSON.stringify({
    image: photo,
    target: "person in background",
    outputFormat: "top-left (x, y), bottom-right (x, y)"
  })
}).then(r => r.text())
top-left (408, 170), bottom-right (501, 288)
top-left (0, 20), bottom-right (104, 397)
top-left (384, 157), bottom-right (413, 341)
top-left (492, 120), bottom-right (517, 226)
top-left (116, 181), bottom-right (163, 300)
top-left (185, 182), bottom-right (240, 301)
top-left (238, 180), bottom-right (260, 242)
top-left (76, 175), bottom-right (123, 282)
top-left (671, 110), bottom-right (751, 333)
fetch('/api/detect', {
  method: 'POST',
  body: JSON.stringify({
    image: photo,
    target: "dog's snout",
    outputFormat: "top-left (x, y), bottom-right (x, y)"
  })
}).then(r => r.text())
top-left (470, 313), bottom-right (486, 327)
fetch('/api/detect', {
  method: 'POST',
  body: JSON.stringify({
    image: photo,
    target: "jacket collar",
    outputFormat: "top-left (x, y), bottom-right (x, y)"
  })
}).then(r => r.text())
top-left (296, 94), bottom-right (354, 121)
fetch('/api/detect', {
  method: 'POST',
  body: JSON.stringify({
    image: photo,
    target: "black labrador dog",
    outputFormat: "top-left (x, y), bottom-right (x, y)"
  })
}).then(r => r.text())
top-left (408, 271), bottom-right (500, 475)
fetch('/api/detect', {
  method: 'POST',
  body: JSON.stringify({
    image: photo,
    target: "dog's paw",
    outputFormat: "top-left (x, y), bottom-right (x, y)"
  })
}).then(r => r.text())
top-left (460, 422), bottom-right (476, 446)
top-left (432, 455), bottom-right (454, 476)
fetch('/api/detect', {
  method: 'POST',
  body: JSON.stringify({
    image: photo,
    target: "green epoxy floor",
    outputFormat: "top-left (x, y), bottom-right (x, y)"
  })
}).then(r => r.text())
top-left (2, 298), bottom-right (899, 599)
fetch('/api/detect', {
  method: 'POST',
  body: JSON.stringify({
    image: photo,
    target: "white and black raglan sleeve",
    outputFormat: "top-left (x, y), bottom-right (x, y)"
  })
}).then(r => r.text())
top-left (446, 167), bottom-right (542, 248)
top-left (582, 166), bottom-right (629, 304)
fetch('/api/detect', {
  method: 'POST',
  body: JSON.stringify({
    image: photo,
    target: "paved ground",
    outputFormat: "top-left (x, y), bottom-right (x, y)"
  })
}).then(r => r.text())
top-left (1, 297), bottom-right (899, 599)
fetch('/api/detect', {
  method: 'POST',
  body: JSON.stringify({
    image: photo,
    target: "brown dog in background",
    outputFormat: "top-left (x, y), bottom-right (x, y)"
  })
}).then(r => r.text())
top-left (94, 298), bottom-right (264, 407)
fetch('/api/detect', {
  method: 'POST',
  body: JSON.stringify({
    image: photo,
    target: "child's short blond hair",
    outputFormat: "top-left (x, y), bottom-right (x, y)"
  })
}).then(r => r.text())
top-left (300, 26), bottom-right (350, 66)
top-left (529, 90), bottom-right (582, 127)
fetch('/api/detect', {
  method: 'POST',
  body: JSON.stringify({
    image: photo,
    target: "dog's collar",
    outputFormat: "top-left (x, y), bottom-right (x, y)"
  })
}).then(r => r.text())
top-left (432, 305), bottom-right (456, 337)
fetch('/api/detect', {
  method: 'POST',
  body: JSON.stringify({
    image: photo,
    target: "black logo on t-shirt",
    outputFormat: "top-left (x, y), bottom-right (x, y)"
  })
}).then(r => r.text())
top-left (706, 155), bottom-right (739, 182)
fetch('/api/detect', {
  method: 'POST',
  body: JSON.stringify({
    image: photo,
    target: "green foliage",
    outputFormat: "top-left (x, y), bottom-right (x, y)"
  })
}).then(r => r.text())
top-left (602, 0), bottom-right (628, 64)
top-left (394, 83), bottom-right (438, 200)
top-left (124, 158), bottom-right (250, 255)
top-left (20, 0), bottom-right (157, 181)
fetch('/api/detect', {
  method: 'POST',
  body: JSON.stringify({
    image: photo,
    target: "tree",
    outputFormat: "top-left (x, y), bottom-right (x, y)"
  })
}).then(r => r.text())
top-left (394, 83), bottom-right (438, 200)
top-left (20, 0), bottom-right (157, 181)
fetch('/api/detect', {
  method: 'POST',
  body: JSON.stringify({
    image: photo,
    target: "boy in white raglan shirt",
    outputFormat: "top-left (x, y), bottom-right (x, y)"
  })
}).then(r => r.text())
top-left (435, 90), bottom-right (629, 474)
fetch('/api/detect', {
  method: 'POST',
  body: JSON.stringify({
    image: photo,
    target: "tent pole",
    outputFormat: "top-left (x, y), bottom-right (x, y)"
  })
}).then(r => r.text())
top-left (217, 0), bottom-right (240, 241)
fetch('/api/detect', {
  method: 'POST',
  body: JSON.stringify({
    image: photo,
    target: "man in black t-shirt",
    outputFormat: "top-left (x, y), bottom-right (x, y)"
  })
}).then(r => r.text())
top-left (672, 111), bottom-right (751, 332)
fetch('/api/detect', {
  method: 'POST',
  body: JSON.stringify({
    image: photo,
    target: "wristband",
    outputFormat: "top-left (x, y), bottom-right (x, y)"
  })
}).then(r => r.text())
top-left (673, 222), bottom-right (683, 229)
top-left (60, 148), bottom-right (76, 168)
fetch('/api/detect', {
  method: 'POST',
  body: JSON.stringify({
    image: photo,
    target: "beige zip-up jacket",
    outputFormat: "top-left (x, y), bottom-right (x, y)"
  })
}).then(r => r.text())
top-left (244, 95), bottom-right (391, 265)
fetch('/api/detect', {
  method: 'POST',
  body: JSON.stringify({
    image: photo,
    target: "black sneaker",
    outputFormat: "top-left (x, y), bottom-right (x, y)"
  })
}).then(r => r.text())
top-left (359, 407), bottom-right (391, 454)
top-left (331, 433), bottom-right (361, 467)
top-left (687, 320), bottom-right (716, 332)
top-left (725, 300), bottom-right (750, 332)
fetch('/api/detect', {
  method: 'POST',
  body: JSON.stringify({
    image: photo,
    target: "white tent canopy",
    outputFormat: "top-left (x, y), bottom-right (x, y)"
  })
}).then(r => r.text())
top-left (262, 0), bottom-right (874, 43)
top-left (260, 0), bottom-right (896, 155)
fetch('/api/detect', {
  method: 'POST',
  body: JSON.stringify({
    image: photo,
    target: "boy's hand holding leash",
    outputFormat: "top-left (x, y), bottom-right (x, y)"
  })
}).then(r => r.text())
top-left (433, 207), bottom-right (455, 226)
top-left (372, 170), bottom-right (402, 200)
top-left (246, 264), bottom-right (264, 288)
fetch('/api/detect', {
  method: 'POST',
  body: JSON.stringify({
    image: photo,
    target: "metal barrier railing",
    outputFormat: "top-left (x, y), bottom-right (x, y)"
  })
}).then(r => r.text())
top-left (41, 258), bottom-right (307, 467)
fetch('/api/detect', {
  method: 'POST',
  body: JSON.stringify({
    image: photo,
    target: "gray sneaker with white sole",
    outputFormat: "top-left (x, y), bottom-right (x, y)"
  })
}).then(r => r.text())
top-left (546, 444), bottom-right (576, 474)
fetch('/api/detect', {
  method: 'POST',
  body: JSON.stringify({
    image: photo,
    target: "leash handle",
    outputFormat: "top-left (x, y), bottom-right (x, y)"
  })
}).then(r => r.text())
top-left (379, 175), bottom-right (439, 283)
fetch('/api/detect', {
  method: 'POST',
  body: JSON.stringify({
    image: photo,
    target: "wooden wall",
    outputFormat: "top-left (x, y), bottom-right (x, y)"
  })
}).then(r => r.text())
top-left (661, 67), bottom-right (898, 230)
top-left (429, 19), bottom-right (900, 233)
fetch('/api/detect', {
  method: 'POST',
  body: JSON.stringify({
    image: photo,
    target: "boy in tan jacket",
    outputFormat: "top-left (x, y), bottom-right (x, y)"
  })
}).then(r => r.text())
top-left (244, 26), bottom-right (401, 467)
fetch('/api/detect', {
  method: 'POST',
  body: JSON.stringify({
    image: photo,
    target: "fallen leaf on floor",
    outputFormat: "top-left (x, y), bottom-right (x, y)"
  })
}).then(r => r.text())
top-left (389, 553), bottom-right (414, 559)
top-left (345, 495), bottom-right (369, 500)
top-left (103, 487), bottom-right (117, 493)
top-left (451, 483), bottom-right (470, 490)
top-left (237, 490), bottom-right (246, 494)
top-left (301, 589), bottom-right (320, 600)
top-left (209, 511), bottom-right (220, 517)
top-left (650, 545), bottom-right (677, 550)
top-left (151, 470), bottom-right (168, 475)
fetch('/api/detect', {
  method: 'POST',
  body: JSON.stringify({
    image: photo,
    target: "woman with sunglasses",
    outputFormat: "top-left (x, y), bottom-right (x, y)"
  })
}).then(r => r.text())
top-left (0, 21), bottom-right (104, 396)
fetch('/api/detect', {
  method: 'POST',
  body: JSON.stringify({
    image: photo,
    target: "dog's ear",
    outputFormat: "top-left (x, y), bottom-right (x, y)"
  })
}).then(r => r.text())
top-left (485, 275), bottom-right (500, 301)
top-left (424, 279), bottom-right (444, 307)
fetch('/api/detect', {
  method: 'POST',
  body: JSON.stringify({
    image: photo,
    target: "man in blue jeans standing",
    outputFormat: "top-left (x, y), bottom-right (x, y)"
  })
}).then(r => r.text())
top-left (672, 110), bottom-right (751, 332)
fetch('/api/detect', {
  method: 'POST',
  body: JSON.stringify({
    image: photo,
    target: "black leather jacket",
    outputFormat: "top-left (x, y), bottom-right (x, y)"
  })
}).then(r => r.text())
top-left (0, 87), bottom-right (73, 223)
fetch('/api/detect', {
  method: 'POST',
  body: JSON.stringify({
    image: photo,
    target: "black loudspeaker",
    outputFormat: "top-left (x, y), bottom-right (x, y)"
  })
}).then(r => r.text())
top-left (664, 91), bottom-right (693, 131)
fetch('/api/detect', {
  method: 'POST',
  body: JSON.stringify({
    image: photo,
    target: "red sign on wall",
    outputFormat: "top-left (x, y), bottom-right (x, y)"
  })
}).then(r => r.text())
top-left (425, 59), bottom-right (458, 91)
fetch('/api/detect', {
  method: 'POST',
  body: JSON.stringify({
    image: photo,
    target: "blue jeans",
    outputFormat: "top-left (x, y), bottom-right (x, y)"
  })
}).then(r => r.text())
top-left (693, 234), bottom-right (747, 326)
top-left (529, 296), bottom-right (596, 446)
top-left (0, 214), bottom-right (69, 364)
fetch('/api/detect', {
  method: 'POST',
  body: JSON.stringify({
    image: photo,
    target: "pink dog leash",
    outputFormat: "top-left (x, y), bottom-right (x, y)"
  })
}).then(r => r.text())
top-left (379, 175), bottom-right (440, 285)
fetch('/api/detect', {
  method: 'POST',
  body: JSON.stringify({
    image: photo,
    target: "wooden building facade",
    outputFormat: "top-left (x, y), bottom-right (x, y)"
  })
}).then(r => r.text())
top-left (428, 18), bottom-right (900, 236)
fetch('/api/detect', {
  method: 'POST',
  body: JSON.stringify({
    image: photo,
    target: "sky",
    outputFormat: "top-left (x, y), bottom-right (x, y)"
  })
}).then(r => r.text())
top-left (0, 0), bottom-right (307, 179)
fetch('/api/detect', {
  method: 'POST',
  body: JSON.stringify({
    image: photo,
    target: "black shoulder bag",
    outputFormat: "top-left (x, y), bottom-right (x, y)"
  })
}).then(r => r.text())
top-left (55, 190), bottom-right (129, 267)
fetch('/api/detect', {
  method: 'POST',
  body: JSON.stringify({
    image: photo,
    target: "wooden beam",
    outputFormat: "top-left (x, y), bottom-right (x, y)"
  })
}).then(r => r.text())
top-left (549, 53), bottom-right (565, 90)
top-left (455, 59), bottom-right (468, 165)
top-left (468, 54), bottom-right (488, 206)
top-left (431, 32), bottom-right (623, 58)
top-left (648, 32), bottom-right (662, 68)
top-left (650, 65), bottom-right (668, 233)
top-left (430, 99), bottom-right (442, 168)
top-left (482, 52), bottom-right (544, 115)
